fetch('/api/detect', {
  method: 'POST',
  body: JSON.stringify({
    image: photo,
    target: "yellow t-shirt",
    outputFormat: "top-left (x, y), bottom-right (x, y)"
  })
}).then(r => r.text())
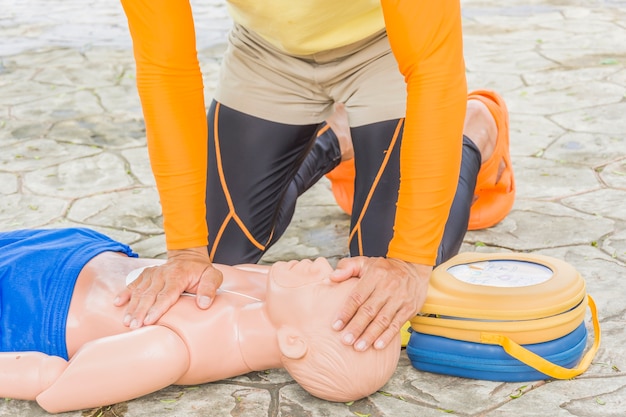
top-left (227, 0), bottom-right (384, 55)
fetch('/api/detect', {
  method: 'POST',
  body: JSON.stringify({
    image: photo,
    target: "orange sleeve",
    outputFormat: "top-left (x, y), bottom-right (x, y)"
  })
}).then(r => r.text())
top-left (120, 0), bottom-right (208, 250)
top-left (381, 0), bottom-right (467, 265)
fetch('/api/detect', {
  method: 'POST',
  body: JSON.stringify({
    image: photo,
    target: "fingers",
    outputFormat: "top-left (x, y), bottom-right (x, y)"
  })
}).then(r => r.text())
top-left (195, 267), bottom-right (224, 309)
top-left (113, 287), bottom-right (132, 307)
top-left (338, 273), bottom-right (404, 351)
top-left (331, 261), bottom-right (375, 331)
top-left (333, 257), bottom-right (431, 352)
top-left (143, 275), bottom-right (191, 325)
top-left (355, 304), bottom-right (414, 352)
top-left (116, 246), bottom-right (216, 328)
top-left (122, 266), bottom-right (176, 328)
top-left (330, 256), bottom-right (366, 283)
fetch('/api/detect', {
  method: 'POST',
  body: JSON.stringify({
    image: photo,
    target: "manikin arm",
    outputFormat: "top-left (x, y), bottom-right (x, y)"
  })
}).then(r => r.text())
top-left (0, 352), bottom-right (68, 401)
top-left (32, 326), bottom-right (189, 414)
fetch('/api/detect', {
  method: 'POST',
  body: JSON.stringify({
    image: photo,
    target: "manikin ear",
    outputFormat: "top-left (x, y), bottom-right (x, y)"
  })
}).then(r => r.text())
top-left (276, 326), bottom-right (308, 360)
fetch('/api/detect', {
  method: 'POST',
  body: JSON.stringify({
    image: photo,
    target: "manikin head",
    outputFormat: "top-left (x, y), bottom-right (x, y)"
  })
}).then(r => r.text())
top-left (265, 258), bottom-right (401, 402)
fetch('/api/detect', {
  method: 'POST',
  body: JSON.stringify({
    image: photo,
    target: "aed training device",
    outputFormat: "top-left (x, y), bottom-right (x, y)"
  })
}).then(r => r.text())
top-left (406, 252), bottom-right (601, 382)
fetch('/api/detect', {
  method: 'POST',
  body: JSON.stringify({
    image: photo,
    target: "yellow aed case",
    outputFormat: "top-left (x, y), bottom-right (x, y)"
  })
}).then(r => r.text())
top-left (407, 253), bottom-right (601, 381)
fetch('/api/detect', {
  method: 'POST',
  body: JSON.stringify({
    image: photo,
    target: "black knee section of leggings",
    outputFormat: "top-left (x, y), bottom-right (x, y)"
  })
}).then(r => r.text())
top-left (206, 101), bottom-right (342, 264)
top-left (349, 120), bottom-right (403, 257)
top-left (271, 123), bottom-right (343, 241)
top-left (435, 135), bottom-right (482, 265)
top-left (206, 101), bottom-right (317, 264)
top-left (348, 123), bottom-right (481, 264)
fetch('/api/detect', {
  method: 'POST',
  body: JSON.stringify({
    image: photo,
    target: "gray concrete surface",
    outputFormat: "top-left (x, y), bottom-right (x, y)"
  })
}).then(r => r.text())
top-left (1, 0), bottom-right (626, 416)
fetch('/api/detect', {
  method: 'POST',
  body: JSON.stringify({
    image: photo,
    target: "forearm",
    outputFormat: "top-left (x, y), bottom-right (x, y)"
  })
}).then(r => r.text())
top-left (120, 0), bottom-right (208, 250)
top-left (382, 0), bottom-right (467, 264)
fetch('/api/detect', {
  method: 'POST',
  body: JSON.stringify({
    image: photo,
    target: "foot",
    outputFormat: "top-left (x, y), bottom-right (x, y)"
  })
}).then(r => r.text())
top-left (466, 90), bottom-right (515, 230)
top-left (326, 103), bottom-right (354, 161)
top-left (464, 99), bottom-right (497, 163)
top-left (464, 98), bottom-right (508, 186)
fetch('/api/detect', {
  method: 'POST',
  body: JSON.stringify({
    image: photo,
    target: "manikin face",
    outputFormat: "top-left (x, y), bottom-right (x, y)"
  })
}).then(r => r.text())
top-left (265, 258), bottom-right (357, 327)
top-left (265, 258), bottom-right (400, 403)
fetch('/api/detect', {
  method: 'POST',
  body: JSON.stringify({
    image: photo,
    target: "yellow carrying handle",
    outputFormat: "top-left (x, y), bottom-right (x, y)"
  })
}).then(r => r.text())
top-left (480, 295), bottom-right (601, 380)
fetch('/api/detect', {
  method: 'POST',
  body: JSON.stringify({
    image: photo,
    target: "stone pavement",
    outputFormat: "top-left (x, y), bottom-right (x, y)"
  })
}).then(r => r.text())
top-left (1, 0), bottom-right (625, 415)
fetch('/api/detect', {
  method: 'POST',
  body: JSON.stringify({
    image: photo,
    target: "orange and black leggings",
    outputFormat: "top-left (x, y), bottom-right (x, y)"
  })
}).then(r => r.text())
top-left (206, 100), bottom-right (481, 265)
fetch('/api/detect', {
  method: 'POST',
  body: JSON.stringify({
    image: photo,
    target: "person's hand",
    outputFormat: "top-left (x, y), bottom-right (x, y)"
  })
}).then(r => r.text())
top-left (114, 246), bottom-right (223, 329)
top-left (329, 256), bottom-right (431, 351)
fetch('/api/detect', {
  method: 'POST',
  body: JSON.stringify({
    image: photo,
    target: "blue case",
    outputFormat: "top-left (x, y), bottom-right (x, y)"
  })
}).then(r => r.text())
top-left (406, 322), bottom-right (588, 382)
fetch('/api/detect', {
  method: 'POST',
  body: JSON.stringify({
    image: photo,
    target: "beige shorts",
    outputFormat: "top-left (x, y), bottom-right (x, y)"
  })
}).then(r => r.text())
top-left (213, 24), bottom-right (407, 127)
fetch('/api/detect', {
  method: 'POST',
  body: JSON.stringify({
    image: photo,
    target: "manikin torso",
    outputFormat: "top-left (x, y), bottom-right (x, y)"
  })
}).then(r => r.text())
top-left (66, 252), bottom-right (280, 384)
